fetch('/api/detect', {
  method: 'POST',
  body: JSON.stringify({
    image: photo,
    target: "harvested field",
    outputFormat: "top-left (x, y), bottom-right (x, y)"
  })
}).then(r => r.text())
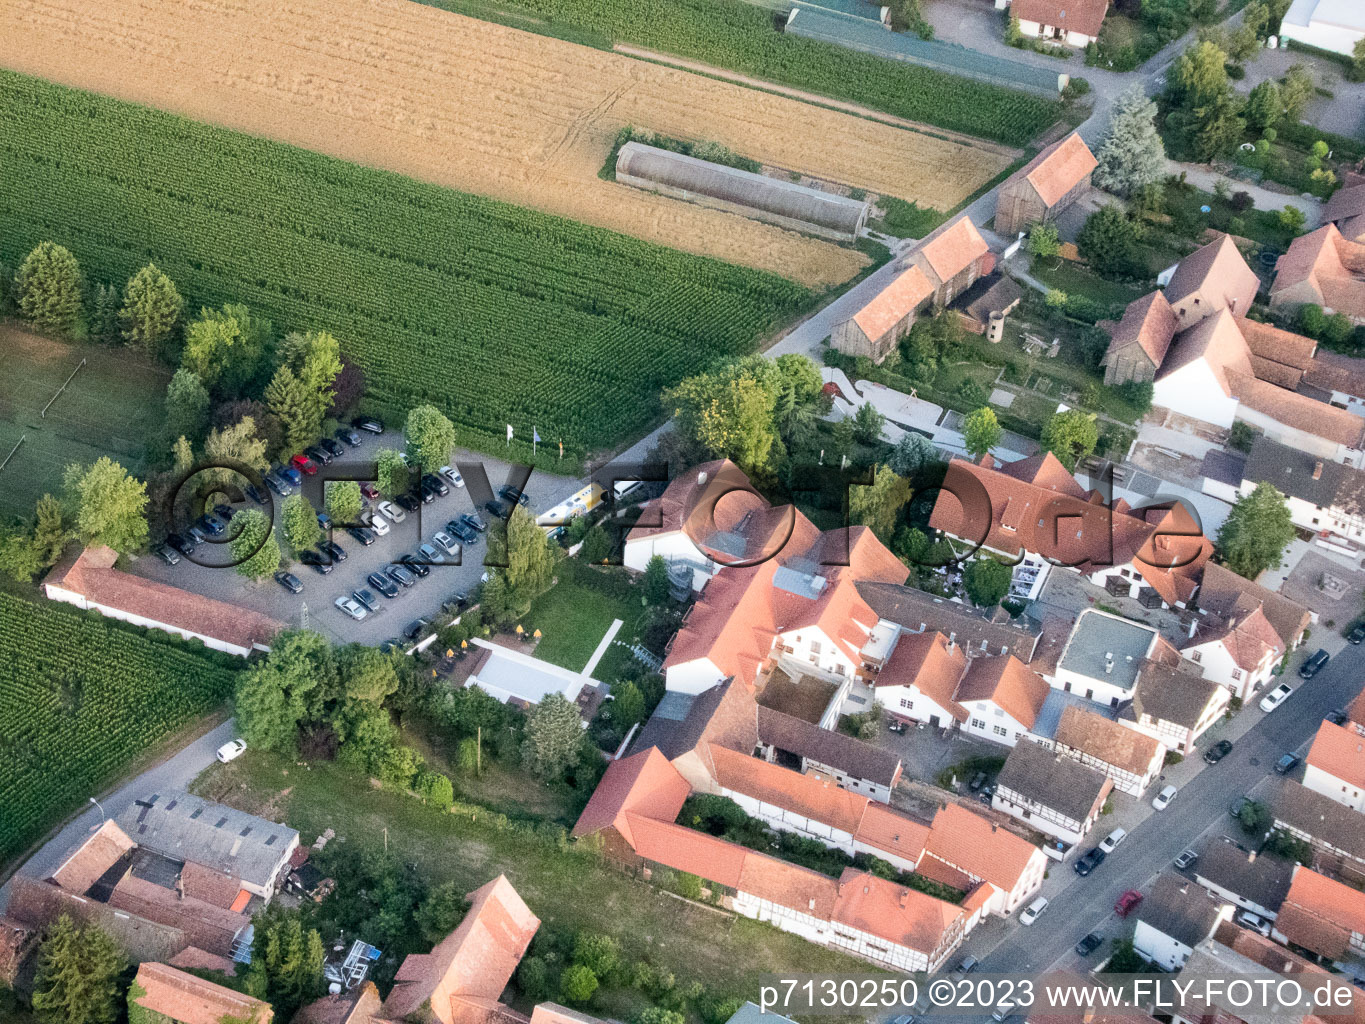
top-left (0, 0), bottom-right (1011, 288)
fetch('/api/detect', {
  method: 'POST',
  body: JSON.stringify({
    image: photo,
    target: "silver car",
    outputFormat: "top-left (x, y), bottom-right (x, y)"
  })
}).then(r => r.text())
top-left (334, 595), bottom-right (368, 620)
top-left (433, 531), bottom-right (461, 557)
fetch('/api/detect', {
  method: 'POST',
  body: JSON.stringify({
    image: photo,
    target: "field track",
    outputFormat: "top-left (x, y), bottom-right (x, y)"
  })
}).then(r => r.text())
top-left (0, 0), bottom-right (1011, 288)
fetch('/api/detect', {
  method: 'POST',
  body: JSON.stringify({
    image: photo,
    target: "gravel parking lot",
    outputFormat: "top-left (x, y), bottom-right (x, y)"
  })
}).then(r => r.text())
top-left (130, 432), bottom-right (585, 647)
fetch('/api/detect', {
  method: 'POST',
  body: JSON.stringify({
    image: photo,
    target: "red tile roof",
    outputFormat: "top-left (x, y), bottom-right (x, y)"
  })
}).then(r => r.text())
top-left (851, 266), bottom-right (935, 343)
top-left (922, 803), bottom-right (1041, 895)
top-left (856, 801), bottom-right (931, 865)
top-left (832, 868), bottom-right (963, 957)
top-left (1275, 224), bottom-right (1365, 319)
top-left (741, 855), bottom-right (841, 919)
top-left (999, 451), bottom-right (1088, 498)
top-left (1010, 0), bottom-right (1109, 37)
top-left (530, 1004), bottom-right (610, 1024)
top-left (166, 946), bottom-right (238, 978)
top-left (1054, 706), bottom-right (1163, 776)
top-left (1228, 370), bottom-right (1365, 447)
top-left (876, 631), bottom-right (968, 722)
top-left (1013, 133), bottom-right (1098, 208)
top-left (46, 546), bottom-right (283, 653)
top-left (1165, 234), bottom-right (1260, 318)
top-left (384, 876), bottom-right (540, 1024)
top-left (710, 745), bottom-right (870, 835)
top-left (1305, 719), bottom-right (1365, 792)
top-left (1158, 308), bottom-right (1253, 394)
top-left (131, 962), bottom-right (271, 1024)
top-left (911, 215), bottom-right (989, 289)
top-left (625, 814), bottom-right (748, 888)
top-left (1182, 605), bottom-right (1283, 673)
top-left (1103, 290), bottom-right (1179, 371)
top-left (1347, 689), bottom-right (1365, 727)
top-left (572, 748), bottom-right (692, 845)
top-left (50, 820), bottom-right (134, 895)
top-left (954, 655), bottom-right (1049, 730)
top-left (1278, 866), bottom-right (1365, 959)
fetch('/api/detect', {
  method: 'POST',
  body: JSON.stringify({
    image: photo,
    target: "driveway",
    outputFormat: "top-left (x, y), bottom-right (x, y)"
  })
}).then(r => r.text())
top-left (135, 438), bottom-right (584, 647)
top-left (1235, 44), bottom-right (1365, 139)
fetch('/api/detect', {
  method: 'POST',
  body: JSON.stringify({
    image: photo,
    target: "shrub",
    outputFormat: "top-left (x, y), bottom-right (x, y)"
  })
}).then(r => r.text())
top-left (560, 964), bottom-right (599, 1005)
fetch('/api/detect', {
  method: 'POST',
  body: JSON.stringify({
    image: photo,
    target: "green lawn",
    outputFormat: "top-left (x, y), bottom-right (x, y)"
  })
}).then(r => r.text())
top-left (0, 322), bottom-right (170, 515)
top-left (523, 560), bottom-right (646, 674)
top-left (195, 751), bottom-right (889, 1003)
top-left (1028, 258), bottom-right (1147, 308)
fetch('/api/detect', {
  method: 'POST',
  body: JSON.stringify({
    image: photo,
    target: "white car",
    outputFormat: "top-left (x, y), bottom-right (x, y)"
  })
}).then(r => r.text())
top-left (1019, 896), bottom-right (1048, 926)
top-left (1237, 910), bottom-right (1271, 936)
top-left (377, 501), bottom-right (405, 524)
top-left (1260, 683), bottom-right (1293, 713)
top-left (1098, 827), bottom-right (1127, 853)
top-left (366, 513), bottom-right (390, 537)
top-left (1153, 784), bottom-right (1179, 810)
top-left (335, 595), bottom-right (368, 620)
top-left (432, 531), bottom-right (461, 556)
top-left (215, 739), bottom-right (247, 763)
top-left (439, 465), bottom-right (464, 488)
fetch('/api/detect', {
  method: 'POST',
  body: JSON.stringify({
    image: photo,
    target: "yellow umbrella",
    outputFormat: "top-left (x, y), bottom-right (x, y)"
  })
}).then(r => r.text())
top-left (515, 624), bottom-right (524, 635)
top-left (432, 669), bottom-right (437, 677)
top-left (461, 639), bottom-right (468, 649)
top-left (533, 629), bottom-right (542, 639)
top-left (446, 649), bottom-right (454, 658)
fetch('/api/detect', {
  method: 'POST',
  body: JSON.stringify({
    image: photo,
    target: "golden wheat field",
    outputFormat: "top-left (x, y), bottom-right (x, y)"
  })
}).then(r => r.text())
top-left (0, 0), bottom-right (1013, 288)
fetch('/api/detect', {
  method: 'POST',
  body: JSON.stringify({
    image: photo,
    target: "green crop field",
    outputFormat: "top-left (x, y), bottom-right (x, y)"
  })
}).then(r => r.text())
top-left (0, 593), bottom-right (240, 864)
top-left (423, 0), bottom-right (1060, 147)
top-left (0, 70), bottom-right (810, 467)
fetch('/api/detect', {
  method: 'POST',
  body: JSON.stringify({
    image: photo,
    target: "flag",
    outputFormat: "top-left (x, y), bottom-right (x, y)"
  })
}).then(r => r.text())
top-left (506, 424), bottom-right (513, 441)
top-left (533, 427), bottom-right (541, 444)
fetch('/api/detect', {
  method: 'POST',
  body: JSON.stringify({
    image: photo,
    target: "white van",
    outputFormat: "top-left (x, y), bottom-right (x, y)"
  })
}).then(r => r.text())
top-left (1020, 896), bottom-right (1048, 925)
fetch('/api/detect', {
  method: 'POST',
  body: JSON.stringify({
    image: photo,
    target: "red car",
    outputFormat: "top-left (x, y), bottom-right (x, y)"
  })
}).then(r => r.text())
top-left (291, 453), bottom-right (318, 476)
top-left (361, 482), bottom-right (380, 500)
top-left (1115, 889), bottom-right (1144, 917)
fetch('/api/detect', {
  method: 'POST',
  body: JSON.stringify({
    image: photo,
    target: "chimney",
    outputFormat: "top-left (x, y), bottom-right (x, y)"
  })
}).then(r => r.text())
top-left (900, 890), bottom-right (910, 908)
top-left (698, 470), bottom-right (708, 486)
top-left (1105, 652), bottom-right (1114, 675)
top-left (1313, 461), bottom-right (1323, 480)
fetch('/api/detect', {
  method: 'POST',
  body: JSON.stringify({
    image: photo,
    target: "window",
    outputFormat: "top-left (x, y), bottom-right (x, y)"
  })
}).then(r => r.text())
top-left (994, 707), bottom-right (1005, 717)
top-left (900, 698), bottom-right (914, 709)
top-left (1231, 669), bottom-right (1242, 680)
top-left (1190, 651), bottom-right (1202, 663)
top-left (993, 725), bottom-right (1008, 737)
top-left (810, 640), bottom-right (822, 655)
top-left (972, 718), bottom-right (986, 730)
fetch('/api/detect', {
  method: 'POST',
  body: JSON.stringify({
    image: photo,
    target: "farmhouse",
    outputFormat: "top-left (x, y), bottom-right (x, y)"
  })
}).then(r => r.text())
top-left (1300, 351), bottom-right (1365, 418)
top-left (44, 545), bottom-right (282, 657)
top-left (1192, 562), bottom-right (1313, 652)
top-left (1270, 778), bottom-right (1365, 883)
top-left (1273, 865), bottom-right (1365, 961)
top-left (904, 215), bottom-right (992, 308)
top-left (991, 740), bottom-right (1113, 848)
top-left (1005, 0), bottom-right (1109, 46)
top-left (1325, 183), bottom-right (1365, 243)
top-left (1119, 661), bottom-right (1228, 755)
top-left (1303, 720), bottom-right (1365, 812)
top-left (129, 962), bottom-right (271, 1024)
top-left (1133, 874), bottom-right (1231, 970)
top-left (1164, 234), bottom-right (1261, 329)
top-left (614, 141), bottom-right (871, 243)
top-left (831, 265), bottom-right (935, 362)
top-left (993, 132), bottom-right (1097, 237)
top-left (1236, 436), bottom-right (1365, 548)
top-left (1275, 0), bottom-right (1365, 58)
top-left (1049, 705), bottom-right (1165, 795)
top-left (918, 803), bottom-right (1048, 918)
top-left (1179, 604), bottom-right (1284, 702)
top-left (1271, 223), bottom-right (1365, 323)
top-left (1193, 840), bottom-right (1294, 921)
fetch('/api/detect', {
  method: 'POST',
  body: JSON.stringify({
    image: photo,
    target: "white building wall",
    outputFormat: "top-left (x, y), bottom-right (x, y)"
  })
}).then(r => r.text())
top-left (778, 626), bottom-right (861, 682)
top-left (1133, 921), bottom-right (1195, 970)
top-left (991, 787), bottom-right (1091, 846)
top-left (1233, 407), bottom-right (1363, 468)
top-left (961, 700), bottom-right (1031, 748)
top-left (665, 657), bottom-right (728, 694)
top-left (623, 532), bottom-right (716, 592)
top-left (720, 787), bottom-right (858, 854)
top-left (1050, 664), bottom-right (1135, 709)
top-left (1016, 17), bottom-right (1097, 45)
top-left (1153, 364), bottom-right (1241, 429)
top-left (878, 682), bottom-right (961, 728)
top-left (43, 583), bottom-right (257, 657)
top-left (1303, 764), bottom-right (1365, 812)
top-left (1277, 0), bottom-right (1365, 58)
top-left (1181, 639), bottom-right (1269, 701)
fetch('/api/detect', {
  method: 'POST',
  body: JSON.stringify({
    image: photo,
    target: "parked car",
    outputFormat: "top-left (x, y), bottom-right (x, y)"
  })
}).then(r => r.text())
top-left (399, 553), bottom-right (431, 577)
top-left (421, 473), bottom-right (449, 498)
top-left (1260, 682), bottom-right (1294, 713)
top-left (367, 572), bottom-right (399, 599)
top-left (447, 519), bottom-right (478, 544)
top-left (366, 513), bottom-right (390, 537)
top-left (418, 542), bottom-right (445, 564)
top-left (212, 503), bottom-right (237, 522)
top-left (432, 531), bottom-right (461, 556)
top-left (264, 472), bottom-right (292, 497)
top-left (991, 1002), bottom-right (1015, 1023)
top-left (1075, 933), bottom-right (1103, 957)
top-left (304, 444), bottom-right (332, 466)
top-left (416, 480), bottom-right (437, 503)
top-left (1073, 848), bottom-right (1106, 876)
top-left (317, 512), bottom-right (333, 532)
top-left (322, 539), bottom-right (348, 562)
top-left (300, 549), bottom-right (334, 574)
top-left (319, 437), bottom-right (345, 458)
top-left (969, 772), bottom-right (987, 792)
top-left (244, 483), bottom-right (266, 505)
top-left (378, 501), bottom-right (406, 523)
top-left (1275, 752), bottom-right (1301, 774)
top-left (290, 453), bottom-right (318, 476)
top-left (396, 494), bottom-right (421, 513)
top-left (1237, 910), bottom-right (1271, 937)
top-left (403, 618), bottom-right (429, 641)
top-left (335, 427), bottom-right (363, 447)
top-left (1347, 624), bottom-right (1365, 645)
top-left (353, 588), bottom-right (381, 613)
top-left (484, 499), bottom-right (508, 518)
top-left (1204, 739), bottom-right (1233, 764)
top-left (353, 417), bottom-right (384, 434)
top-left (957, 955), bottom-right (979, 974)
top-left (499, 484), bottom-right (530, 506)
top-left (335, 595), bottom-right (367, 620)
top-left (346, 526), bottom-right (376, 547)
top-left (278, 464), bottom-right (302, 486)
top-left (360, 482), bottom-right (380, 501)
top-left (1099, 828), bottom-right (1127, 854)
top-left (271, 571), bottom-right (301, 594)
top-left (1019, 896), bottom-right (1048, 925)
top-left (1114, 890), bottom-right (1144, 917)
top-left (1153, 784), bottom-right (1178, 810)
top-left (386, 564), bottom-right (417, 588)
top-left (196, 514), bottom-right (226, 537)
top-left (154, 543), bottom-right (181, 565)
top-left (1229, 795), bottom-right (1251, 819)
top-left (1174, 849), bottom-right (1198, 871)
top-left (439, 465), bottom-right (464, 488)
top-left (462, 511), bottom-right (488, 533)
top-left (186, 525), bottom-right (209, 544)
top-left (1300, 649), bottom-right (1330, 679)
top-left (216, 739), bottom-right (248, 763)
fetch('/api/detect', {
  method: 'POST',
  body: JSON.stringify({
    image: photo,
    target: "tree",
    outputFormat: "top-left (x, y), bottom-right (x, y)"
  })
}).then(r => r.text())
top-left (244, 911), bottom-right (325, 1018)
top-left (32, 494), bottom-right (68, 568)
top-left (849, 465), bottom-right (911, 541)
top-left (1223, 0), bottom-right (1269, 60)
top-left (963, 557), bottom-right (1012, 608)
top-left (182, 304), bottom-right (272, 396)
top-left (415, 882), bottom-right (468, 945)
top-left (203, 416), bottom-right (270, 487)
top-left (636, 1009), bottom-right (685, 1024)
top-left (1280, 64), bottom-right (1314, 122)
top-left (1093, 85), bottom-right (1168, 196)
top-left (560, 964), bottom-right (599, 1005)
top-left (607, 680), bottom-right (646, 733)
top-left (405, 404), bottom-right (457, 471)
top-left (0, 527), bottom-right (41, 583)
top-left (643, 554), bottom-right (671, 605)
top-left (852, 402), bottom-right (885, 445)
top-left (63, 457), bottom-right (148, 554)
top-left (1278, 205), bottom-right (1306, 234)
top-left (1027, 222), bottom-right (1060, 259)
top-left (265, 364), bottom-right (316, 454)
top-left (1245, 80), bottom-right (1282, 133)
top-left (1040, 409), bottom-right (1100, 470)
top-left (326, 480), bottom-right (364, 525)
top-left (1078, 205), bottom-right (1144, 278)
top-left (88, 283), bottom-right (122, 346)
top-left (119, 262), bottom-right (183, 356)
top-left (31, 915), bottom-right (125, 1024)
top-left (234, 630), bottom-right (336, 754)
top-left (17, 242), bottom-right (84, 338)
top-left (1351, 37), bottom-right (1365, 83)
top-left (1217, 481), bottom-right (1294, 580)
top-left (277, 330), bottom-right (343, 438)
top-left (497, 505), bottom-right (560, 611)
top-left (164, 369), bottom-right (211, 444)
top-left (962, 407), bottom-right (1001, 459)
top-left (329, 357), bottom-right (367, 416)
top-left (376, 448), bottom-right (410, 498)
top-left (415, 769), bottom-right (454, 809)
top-left (231, 508), bottom-right (281, 581)
top-left (1164, 41), bottom-right (1245, 162)
top-left (339, 644), bottom-right (400, 706)
top-left (171, 435), bottom-right (195, 476)
top-left (663, 361), bottom-right (779, 475)
top-left (281, 493), bottom-right (321, 554)
top-left (574, 933), bottom-right (621, 978)
top-left (887, 432), bottom-right (939, 477)
top-left (521, 692), bottom-right (584, 780)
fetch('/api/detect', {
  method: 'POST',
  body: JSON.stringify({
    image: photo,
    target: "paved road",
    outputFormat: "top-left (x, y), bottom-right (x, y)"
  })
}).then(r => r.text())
top-left (0, 718), bottom-right (238, 912)
top-left (974, 643), bottom-right (1362, 976)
